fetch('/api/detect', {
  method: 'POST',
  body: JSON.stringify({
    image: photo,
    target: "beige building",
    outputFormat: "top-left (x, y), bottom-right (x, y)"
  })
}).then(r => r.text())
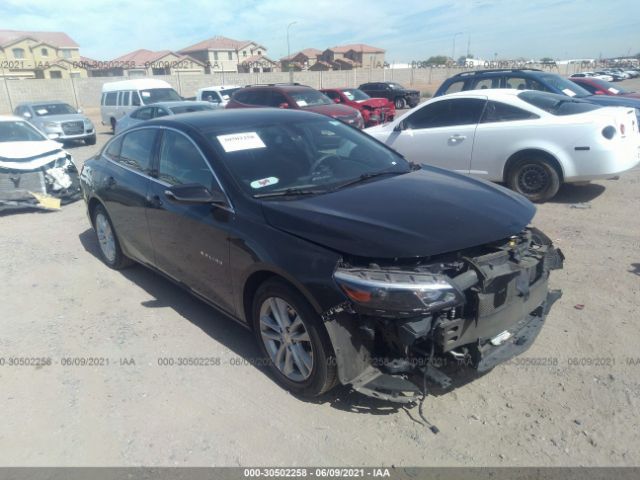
top-left (320, 44), bottom-right (386, 69)
top-left (105, 49), bottom-right (206, 77)
top-left (280, 48), bottom-right (323, 71)
top-left (179, 36), bottom-right (276, 73)
top-left (0, 29), bottom-right (87, 78)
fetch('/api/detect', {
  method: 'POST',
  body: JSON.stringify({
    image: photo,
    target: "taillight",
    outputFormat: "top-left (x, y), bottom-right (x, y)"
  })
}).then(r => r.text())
top-left (620, 123), bottom-right (626, 135)
top-left (602, 126), bottom-right (616, 139)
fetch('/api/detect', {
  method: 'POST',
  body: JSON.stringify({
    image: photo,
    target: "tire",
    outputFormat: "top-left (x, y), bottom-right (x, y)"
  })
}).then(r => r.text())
top-left (394, 97), bottom-right (406, 109)
top-left (252, 279), bottom-right (338, 398)
top-left (110, 118), bottom-right (116, 133)
top-left (85, 134), bottom-right (97, 145)
top-left (507, 156), bottom-right (561, 203)
top-left (92, 204), bottom-right (134, 269)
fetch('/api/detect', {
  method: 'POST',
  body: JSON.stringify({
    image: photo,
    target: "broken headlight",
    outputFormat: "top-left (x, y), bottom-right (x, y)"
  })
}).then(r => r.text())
top-left (334, 268), bottom-right (464, 317)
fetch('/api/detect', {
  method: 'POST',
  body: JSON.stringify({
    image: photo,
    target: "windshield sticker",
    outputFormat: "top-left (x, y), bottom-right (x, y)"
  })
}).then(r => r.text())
top-left (36, 109), bottom-right (48, 115)
top-left (329, 120), bottom-right (341, 126)
top-left (296, 100), bottom-right (308, 107)
top-left (608, 88), bottom-right (620, 94)
top-left (141, 91), bottom-right (151, 97)
top-left (217, 132), bottom-right (266, 153)
top-left (250, 177), bottom-right (279, 189)
top-left (562, 88), bottom-right (577, 97)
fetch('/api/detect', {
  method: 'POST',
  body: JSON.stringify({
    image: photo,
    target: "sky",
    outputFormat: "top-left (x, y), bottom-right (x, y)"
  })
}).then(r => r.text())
top-left (0, 0), bottom-right (638, 62)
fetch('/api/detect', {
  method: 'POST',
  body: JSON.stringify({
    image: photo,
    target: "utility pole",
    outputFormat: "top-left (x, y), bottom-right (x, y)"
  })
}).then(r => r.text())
top-left (286, 21), bottom-right (297, 81)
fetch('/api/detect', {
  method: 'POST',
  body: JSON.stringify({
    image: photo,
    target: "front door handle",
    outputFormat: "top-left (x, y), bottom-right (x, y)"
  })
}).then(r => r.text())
top-left (449, 134), bottom-right (467, 144)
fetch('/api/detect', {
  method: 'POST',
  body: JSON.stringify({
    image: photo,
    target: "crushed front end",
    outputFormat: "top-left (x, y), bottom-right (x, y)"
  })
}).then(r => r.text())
top-left (324, 228), bottom-right (564, 403)
top-left (0, 152), bottom-right (81, 212)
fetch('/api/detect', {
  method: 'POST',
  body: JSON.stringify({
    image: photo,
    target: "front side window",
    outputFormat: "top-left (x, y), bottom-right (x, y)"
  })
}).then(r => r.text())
top-left (207, 117), bottom-right (409, 197)
top-left (481, 101), bottom-right (539, 123)
top-left (158, 130), bottom-right (215, 187)
top-left (472, 78), bottom-right (499, 90)
top-left (201, 91), bottom-right (221, 103)
top-left (131, 92), bottom-right (141, 106)
top-left (505, 76), bottom-right (528, 90)
top-left (105, 92), bottom-right (117, 106)
top-left (405, 98), bottom-right (486, 129)
top-left (118, 129), bottom-right (157, 172)
top-left (289, 90), bottom-right (332, 107)
top-left (342, 89), bottom-right (370, 101)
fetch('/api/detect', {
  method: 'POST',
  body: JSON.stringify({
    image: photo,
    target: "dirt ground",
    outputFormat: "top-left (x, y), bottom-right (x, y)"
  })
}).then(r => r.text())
top-left (1, 79), bottom-right (639, 467)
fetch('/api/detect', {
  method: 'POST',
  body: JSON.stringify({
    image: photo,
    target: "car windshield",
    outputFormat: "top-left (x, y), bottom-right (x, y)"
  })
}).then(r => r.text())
top-left (389, 83), bottom-right (405, 90)
top-left (32, 103), bottom-right (77, 116)
top-left (140, 88), bottom-right (182, 104)
top-left (207, 117), bottom-right (410, 197)
top-left (589, 79), bottom-right (632, 94)
top-left (342, 89), bottom-right (370, 101)
top-left (0, 120), bottom-right (46, 142)
top-left (538, 74), bottom-right (591, 98)
top-left (518, 91), bottom-right (601, 116)
top-left (289, 90), bottom-right (333, 107)
top-left (168, 104), bottom-right (215, 114)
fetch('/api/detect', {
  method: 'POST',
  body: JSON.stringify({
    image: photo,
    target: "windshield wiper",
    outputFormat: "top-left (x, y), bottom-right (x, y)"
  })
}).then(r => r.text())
top-left (254, 187), bottom-right (326, 199)
top-left (332, 170), bottom-right (406, 191)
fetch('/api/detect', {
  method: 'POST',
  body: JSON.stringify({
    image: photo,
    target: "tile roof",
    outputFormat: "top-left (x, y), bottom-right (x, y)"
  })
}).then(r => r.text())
top-left (0, 29), bottom-right (79, 48)
top-left (111, 49), bottom-right (205, 68)
top-left (281, 48), bottom-right (323, 61)
top-left (328, 43), bottom-right (385, 53)
top-left (179, 36), bottom-right (263, 52)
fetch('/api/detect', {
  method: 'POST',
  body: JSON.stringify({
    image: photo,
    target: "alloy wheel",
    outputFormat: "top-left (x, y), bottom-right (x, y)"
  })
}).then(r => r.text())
top-left (517, 164), bottom-right (550, 195)
top-left (95, 212), bottom-right (116, 264)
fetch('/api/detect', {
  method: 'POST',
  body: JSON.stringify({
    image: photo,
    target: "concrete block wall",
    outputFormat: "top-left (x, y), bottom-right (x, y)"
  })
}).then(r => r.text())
top-left (0, 64), bottom-right (579, 114)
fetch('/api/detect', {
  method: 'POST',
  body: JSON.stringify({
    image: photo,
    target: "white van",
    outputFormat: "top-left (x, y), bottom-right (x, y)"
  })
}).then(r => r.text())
top-left (100, 79), bottom-right (182, 130)
top-left (196, 85), bottom-right (242, 107)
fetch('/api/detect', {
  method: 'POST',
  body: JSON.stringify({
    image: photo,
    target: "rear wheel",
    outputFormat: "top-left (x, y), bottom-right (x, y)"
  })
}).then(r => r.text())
top-left (394, 97), bottom-right (406, 109)
top-left (85, 134), bottom-right (97, 145)
top-left (252, 279), bottom-right (337, 397)
top-left (92, 204), bottom-right (133, 269)
top-left (507, 157), bottom-right (560, 202)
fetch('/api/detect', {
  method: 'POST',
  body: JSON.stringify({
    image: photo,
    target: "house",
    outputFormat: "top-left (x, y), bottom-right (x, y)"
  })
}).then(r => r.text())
top-left (0, 29), bottom-right (87, 78)
top-left (280, 48), bottom-right (323, 71)
top-left (178, 36), bottom-right (276, 73)
top-left (320, 44), bottom-right (385, 69)
top-left (103, 49), bottom-right (206, 77)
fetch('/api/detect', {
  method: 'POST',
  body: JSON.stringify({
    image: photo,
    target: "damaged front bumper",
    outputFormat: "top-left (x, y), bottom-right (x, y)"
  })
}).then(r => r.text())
top-left (0, 154), bottom-right (81, 212)
top-left (324, 228), bottom-right (565, 403)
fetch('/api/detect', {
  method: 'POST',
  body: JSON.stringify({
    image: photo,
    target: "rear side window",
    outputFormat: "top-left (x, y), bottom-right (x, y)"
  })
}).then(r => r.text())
top-left (104, 92), bottom-right (117, 106)
top-left (131, 92), bottom-right (141, 106)
top-left (505, 76), bottom-right (528, 90)
top-left (158, 130), bottom-right (216, 188)
top-left (118, 129), bottom-right (157, 172)
top-left (472, 78), bottom-right (500, 90)
top-left (518, 91), bottom-right (601, 116)
top-left (481, 101), bottom-right (539, 123)
top-left (405, 98), bottom-right (486, 129)
top-left (131, 107), bottom-right (153, 120)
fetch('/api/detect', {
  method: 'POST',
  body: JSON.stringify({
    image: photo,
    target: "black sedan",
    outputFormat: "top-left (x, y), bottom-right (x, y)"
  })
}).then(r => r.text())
top-left (80, 109), bottom-right (563, 403)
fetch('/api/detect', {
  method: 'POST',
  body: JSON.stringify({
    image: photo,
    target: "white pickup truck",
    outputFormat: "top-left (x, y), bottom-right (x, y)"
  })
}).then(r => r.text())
top-left (196, 85), bottom-right (243, 107)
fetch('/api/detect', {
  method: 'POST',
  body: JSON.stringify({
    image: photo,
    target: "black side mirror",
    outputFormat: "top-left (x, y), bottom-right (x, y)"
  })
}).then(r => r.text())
top-left (393, 121), bottom-right (406, 132)
top-left (164, 183), bottom-right (228, 206)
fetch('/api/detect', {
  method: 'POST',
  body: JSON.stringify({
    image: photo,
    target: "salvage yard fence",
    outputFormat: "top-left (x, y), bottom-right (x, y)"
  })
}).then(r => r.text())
top-left (0, 63), bottom-right (584, 113)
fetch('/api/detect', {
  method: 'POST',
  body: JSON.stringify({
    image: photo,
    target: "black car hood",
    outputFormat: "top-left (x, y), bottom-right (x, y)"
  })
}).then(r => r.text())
top-left (261, 167), bottom-right (536, 259)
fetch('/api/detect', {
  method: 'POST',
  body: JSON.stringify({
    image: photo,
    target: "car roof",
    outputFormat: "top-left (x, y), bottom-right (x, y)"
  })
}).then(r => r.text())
top-left (198, 85), bottom-right (241, 92)
top-left (102, 79), bottom-right (172, 92)
top-left (17, 100), bottom-right (68, 106)
top-left (438, 88), bottom-right (523, 100)
top-left (149, 101), bottom-right (212, 108)
top-left (144, 108), bottom-right (326, 131)
top-left (242, 84), bottom-right (315, 93)
top-left (450, 68), bottom-right (544, 78)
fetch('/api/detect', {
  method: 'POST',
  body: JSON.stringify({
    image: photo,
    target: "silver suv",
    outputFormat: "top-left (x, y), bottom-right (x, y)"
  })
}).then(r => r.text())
top-left (14, 101), bottom-right (96, 145)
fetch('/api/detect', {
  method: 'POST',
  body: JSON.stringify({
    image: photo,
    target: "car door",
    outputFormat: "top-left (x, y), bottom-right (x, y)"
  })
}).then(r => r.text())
top-left (382, 97), bottom-right (486, 174)
top-left (98, 129), bottom-right (158, 265)
top-left (471, 100), bottom-right (541, 181)
top-left (145, 129), bottom-right (235, 313)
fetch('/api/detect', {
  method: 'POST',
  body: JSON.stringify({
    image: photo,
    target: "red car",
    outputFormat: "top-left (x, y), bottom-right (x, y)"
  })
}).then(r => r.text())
top-left (226, 84), bottom-right (364, 128)
top-left (321, 88), bottom-right (395, 127)
top-left (570, 77), bottom-right (640, 99)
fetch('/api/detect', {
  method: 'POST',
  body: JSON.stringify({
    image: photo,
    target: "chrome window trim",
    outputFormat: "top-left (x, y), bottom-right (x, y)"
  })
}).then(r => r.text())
top-left (101, 125), bottom-right (235, 213)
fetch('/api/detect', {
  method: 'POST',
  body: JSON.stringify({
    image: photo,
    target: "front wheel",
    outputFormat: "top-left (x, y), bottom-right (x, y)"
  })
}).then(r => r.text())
top-left (85, 134), bottom-right (97, 145)
top-left (394, 97), bottom-right (406, 109)
top-left (507, 157), bottom-right (561, 202)
top-left (252, 279), bottom-right (337, 397)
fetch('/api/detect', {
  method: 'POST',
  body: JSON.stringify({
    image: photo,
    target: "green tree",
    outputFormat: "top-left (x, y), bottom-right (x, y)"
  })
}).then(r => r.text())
top-left (425, 55), bottom-right (450, 65)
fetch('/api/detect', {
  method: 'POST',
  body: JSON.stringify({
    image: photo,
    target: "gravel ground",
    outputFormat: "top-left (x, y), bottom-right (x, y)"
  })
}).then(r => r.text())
top-left (0, 79), bottom-right (639, 466)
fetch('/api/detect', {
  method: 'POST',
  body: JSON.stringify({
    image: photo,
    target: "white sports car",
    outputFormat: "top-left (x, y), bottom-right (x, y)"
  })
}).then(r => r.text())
top-left (366, 89), bottom-right (640, 201)
top-left (0, 115), bottom-right (80, 211)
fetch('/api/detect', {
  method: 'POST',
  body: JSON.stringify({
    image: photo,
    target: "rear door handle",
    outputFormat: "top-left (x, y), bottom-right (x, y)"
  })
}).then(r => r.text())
top-left (449, 134), bottom-right (467, 143)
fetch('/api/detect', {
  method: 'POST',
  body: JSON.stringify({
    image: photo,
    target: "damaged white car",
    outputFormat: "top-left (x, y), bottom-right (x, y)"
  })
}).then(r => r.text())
top-left (0, 116), bottom-right (81, 211)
